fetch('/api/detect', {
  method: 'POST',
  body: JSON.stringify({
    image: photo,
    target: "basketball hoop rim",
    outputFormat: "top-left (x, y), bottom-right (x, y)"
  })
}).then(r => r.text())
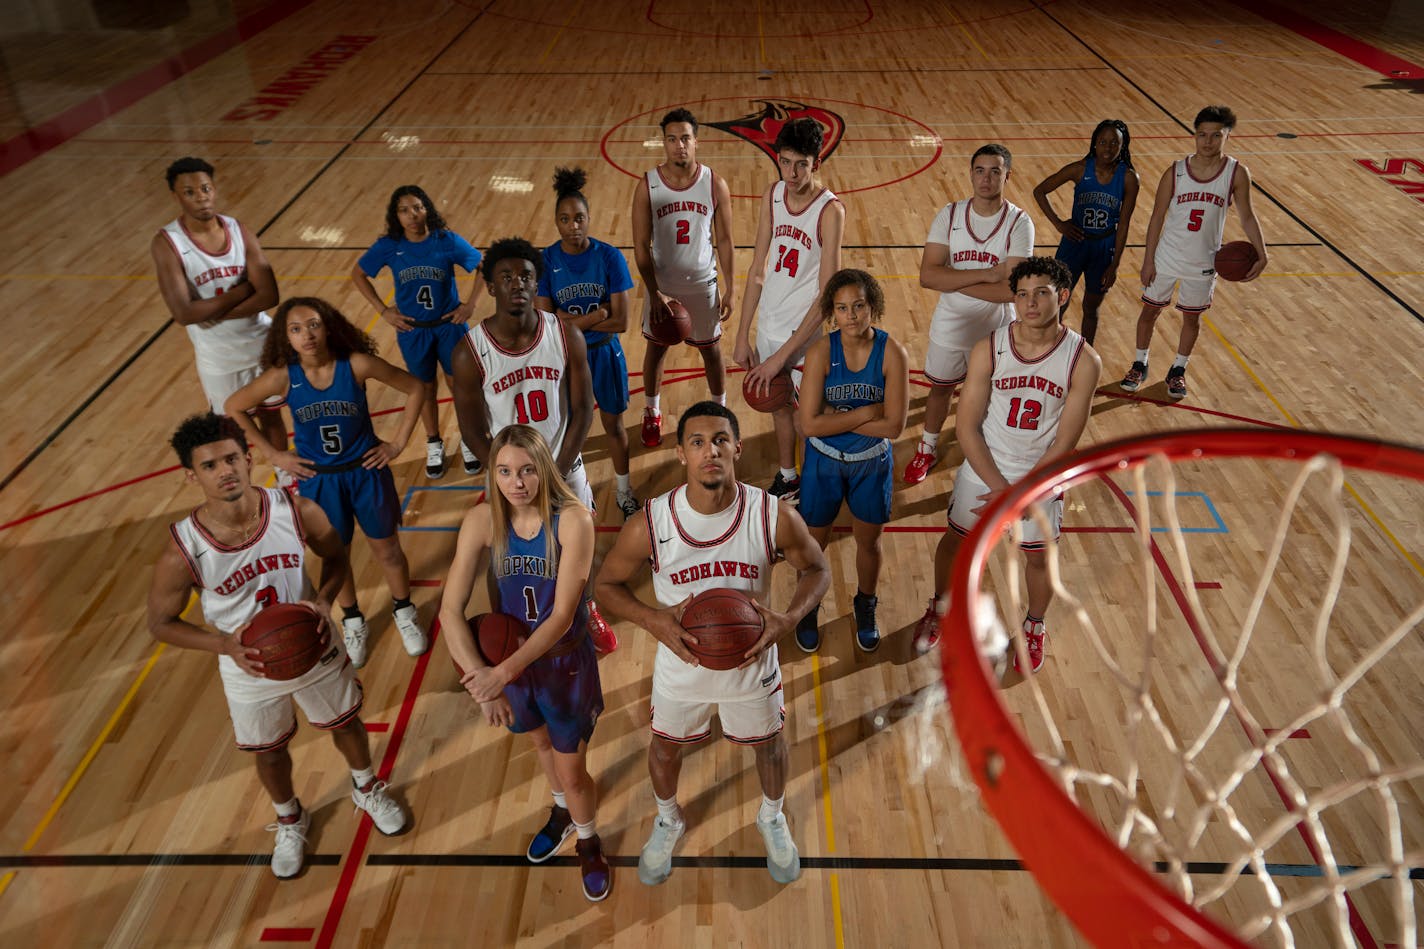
top-left (939, 427), bottom-right (1424, 949)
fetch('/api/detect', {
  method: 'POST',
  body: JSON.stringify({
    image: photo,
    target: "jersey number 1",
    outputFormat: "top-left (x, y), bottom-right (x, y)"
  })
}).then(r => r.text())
top-left (773, 244), bottom-right (800, 278)
top-left (522, 586), bottom-right (538, 623)
top-left (513, 391), bottom-right (549, 424)
top-left (1007, 397), bottom-right (1042, 430)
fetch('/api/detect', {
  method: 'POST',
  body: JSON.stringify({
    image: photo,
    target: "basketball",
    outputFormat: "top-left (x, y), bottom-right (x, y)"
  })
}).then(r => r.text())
top-left (240, 602), bottom-right (325, 681)
top-left (647, 298), bottom-right (692, 346)
top-left (742, 370), bottom-right (794, 413)
top-left (680, 588), bottom-right (765, 671)
top-left (1214, 240), bottom-right (1259, 281)
top-left (452, 612), bottom-right (528, 677)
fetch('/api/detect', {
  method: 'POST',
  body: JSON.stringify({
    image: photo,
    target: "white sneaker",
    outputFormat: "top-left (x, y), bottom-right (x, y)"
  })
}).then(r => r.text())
top-left (460, 441), bottom-right (481, 476)
top-left (615, 488), bottom-right (640, 519)
top-left (393, 604), bottom-right (428, 657)
top-left (756, 812), bottom-right (801, 883)
top-left (267, 807), bottom-right (310, 879)
top-left (342, 615), bottom-right (369, 669)
top-left (425, 439), bottom-right (445, 479)
top-left (636, 814), bottom-right (685, 885)
top-left (352, 779), bottom-right (408, 835)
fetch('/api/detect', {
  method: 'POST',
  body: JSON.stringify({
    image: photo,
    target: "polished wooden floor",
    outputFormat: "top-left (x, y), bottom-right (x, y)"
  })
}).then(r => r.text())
top-left (2, 1), bottom-right (1422, 946)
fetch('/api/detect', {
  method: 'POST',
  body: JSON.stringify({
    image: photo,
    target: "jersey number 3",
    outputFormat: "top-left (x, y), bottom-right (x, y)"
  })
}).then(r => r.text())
top-left (773, 244), bottom-right (800, 277)
top-left (1007, 397), bottom-right (1042, 430)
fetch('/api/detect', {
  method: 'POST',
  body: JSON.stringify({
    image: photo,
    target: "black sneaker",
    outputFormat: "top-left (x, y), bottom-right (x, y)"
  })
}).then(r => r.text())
top-left (768, 472), bottom-right (801, 504)
top-left (853, 592), bottom-right (880, 652)
top-left (1120, 361), bottom-right (1148, 393)
top-left (461, 441), bottom-right (482, 476)
top-left (526, 805), bottom-right (574, 862)
top-left (795, 606), bottom-right (820, 653)
top-left (425, 438), bottom-right (445, 479)
top-left (1165, 366), bottom-right (1188, 401)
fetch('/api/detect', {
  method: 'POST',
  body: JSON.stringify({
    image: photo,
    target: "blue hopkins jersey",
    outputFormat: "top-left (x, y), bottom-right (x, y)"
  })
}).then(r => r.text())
top-left (494, 511), bottom-right (588, 643)
top-left (357, 230), bottom-right (482, 320)
top-left (820, 329), bottom-right (888, 456)
top-left (537, 238), bottom-right (634, 347)
top-left (287, 359), bottom-right (378, 466)
top-left (1071, 157), bottom-right (1128, 238)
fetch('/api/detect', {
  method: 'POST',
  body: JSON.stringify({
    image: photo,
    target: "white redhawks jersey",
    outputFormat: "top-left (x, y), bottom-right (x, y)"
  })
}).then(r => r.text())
top-left (647, 482), bottom-right (780, 697)
top-left (926, 199), bottom-right (1034, 351)
top-left (757, 182), bottom-right (839, 336)
top-left (170, 488), bottom-right (309, 690)
top-left (465, 310), bottom-right (570, 455)
top-left (980, 324), bottom-right (1086, 483)
top-left (160, 215), bottom-right (271, 374)
top-left (1155, 156), bottom-right (1238, 277)
top-left (648, 164), bottom-right (718, 291)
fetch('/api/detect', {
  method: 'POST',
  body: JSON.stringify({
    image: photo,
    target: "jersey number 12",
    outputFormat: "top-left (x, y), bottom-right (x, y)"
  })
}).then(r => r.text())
top-left (1006, 397), bottom-right (1042, 430)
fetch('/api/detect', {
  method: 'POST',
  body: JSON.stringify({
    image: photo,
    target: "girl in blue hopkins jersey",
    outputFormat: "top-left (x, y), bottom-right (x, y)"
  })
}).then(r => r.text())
top-left (225, 297), bottom-right (428, 671)
top-left (793, 270), bottom-right (908, 654)
top-left (439, 424), bottom-right (610, 902)
top-left (1031, 120), bottom-right (1140, 345)
top-left (532, 167), bottom-right (640, 519)
top-left (351, 185), bottom-right (484, 479)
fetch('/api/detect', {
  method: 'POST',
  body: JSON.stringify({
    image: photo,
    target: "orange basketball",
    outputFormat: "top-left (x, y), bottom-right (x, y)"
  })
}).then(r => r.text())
top-left (681, 588), bottom-right (765, 671)
top-left (240, 602), bottom-right (325, 681)
top-left (647, 299), bottom-right (692, 346)
top-left (1214, 240), bottom-right (1259, 282)
top-left (742, 370), bottom-right (794, 413)
top-left (452, 612), bottom-right (528, 677)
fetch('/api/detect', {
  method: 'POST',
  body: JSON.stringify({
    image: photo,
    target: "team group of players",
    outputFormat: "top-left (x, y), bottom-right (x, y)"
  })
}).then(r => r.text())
top-left (144, 103), bottom-right (1268, 900)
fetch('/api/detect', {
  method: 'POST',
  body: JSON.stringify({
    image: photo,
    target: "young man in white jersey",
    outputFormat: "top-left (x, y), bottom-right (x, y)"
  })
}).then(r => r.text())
top-left (147, 413), bottom-right (409, 880)
top-left (733, 118), bottom-right (845, 503)
top-left (594, 403), bottom-right (829, 886)
top-left (913, 258), bottom-right (1101, 674)
top-left (631, 109), bottom-right (736, 448)
top-left (151, 158), bottom-right (290, 471)
top-left (451, 238), bottom-right (617, 653)
top-left (1120, 105), bottom-right (1267, 400)
top-left (905, 144), bottom-right (1034, 485)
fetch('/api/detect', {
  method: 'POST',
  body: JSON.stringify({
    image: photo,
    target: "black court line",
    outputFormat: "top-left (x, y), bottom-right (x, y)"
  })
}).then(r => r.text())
top-left (424, 66), bottom-right (1111, 76)
top-left (259, 241), bottom-right (1327, 253)
top-left (2, 854), bottom-right (340, 867)
top-left (0, 2), bottom-right (496, 495)
top-left (1031, 1), bottom-right (1423, 327)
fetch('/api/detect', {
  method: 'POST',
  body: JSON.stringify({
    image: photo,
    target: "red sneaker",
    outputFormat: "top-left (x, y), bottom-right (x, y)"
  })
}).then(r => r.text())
top-left (1015, 618), bottom-right (1047, 674)
top-left (903, 444), bottom-right (936, 485)
top-left (913, 599), bottom-right (942, 653)
top-left (641, 410), bottom-right (662, 448)
top-left (588, 601), bottom-right (618, 655)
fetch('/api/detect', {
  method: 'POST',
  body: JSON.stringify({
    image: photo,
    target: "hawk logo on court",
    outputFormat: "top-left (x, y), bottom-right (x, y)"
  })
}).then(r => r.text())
top-left (706, 99), bottom-right (845, 172)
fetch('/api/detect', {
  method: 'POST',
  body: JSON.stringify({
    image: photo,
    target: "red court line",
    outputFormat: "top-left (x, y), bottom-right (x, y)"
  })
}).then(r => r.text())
top-left (314, 620), bottom-right (439, 949)
top-left (1232, 0), bottom-right (1423, 79)
top-left (0, 464), bottom-right (180, 531)
top-left (1264, 728), bottom-right (1312, 739)
top-left (1097, 388), bottom-right (1298, 430)
top-left (1195, 581), bottom-right (1224, 590)
top-left (409, 579), bottom-right (443, 587)
top-left (0, 0), bottom-right (318, 178)
top-left (363, 723), bottom-right (390, 733)
top-left (259, 927), bottom-right (315, 942)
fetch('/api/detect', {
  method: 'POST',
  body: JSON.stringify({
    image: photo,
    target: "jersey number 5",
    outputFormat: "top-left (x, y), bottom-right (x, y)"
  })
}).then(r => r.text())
top-left (773, 244), bottom-right (800, 277)
top-left (1186, 208), bottom-right (1204, 232)
top-left (320, 424), bottom-right (343, 455)
top-left (1007, 397), bottom-right (1042, 430)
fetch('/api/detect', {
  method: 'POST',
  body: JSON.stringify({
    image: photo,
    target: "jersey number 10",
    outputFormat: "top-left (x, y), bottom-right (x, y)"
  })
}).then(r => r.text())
top-left (513, 391), bottom-right (550, 424)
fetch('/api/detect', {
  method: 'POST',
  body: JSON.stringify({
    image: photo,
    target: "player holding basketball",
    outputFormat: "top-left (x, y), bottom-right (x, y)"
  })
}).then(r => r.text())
top-left (632, 108), bottom-right (736, 447)
top-left (440, 425), bottom-right (610, 901)
top-left (904, 144), bottom-right (1034, 485)
top-left (452, 238), bottom-right (616, 654)
top-left (148, 413), bottom-right (409, 880)
top-left (152, 158), bottom-right (289, 477)
top-left (1032, 119), bottom-right (1140, 345)
top-left (1119, 105), bottom-right (1267, 400)
top-left (793, 270), bottom-right (909, 653)
top-left (225, 297), bottom-right (428, 669)
top-left (733, 117), bottom-right (845, 503)
top-left (534, 167), bottom-right (640, 518)
top-left (351, 185), bottom-right (484, 478)
top-left (913, 257), bottom-right (1101, 669)
top-left (595, 402), bottom-right (829, 886)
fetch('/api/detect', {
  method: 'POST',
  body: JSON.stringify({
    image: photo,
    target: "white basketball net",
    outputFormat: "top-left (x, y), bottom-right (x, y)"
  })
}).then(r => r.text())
top-left (974, 448), bottom-right (1424, 947)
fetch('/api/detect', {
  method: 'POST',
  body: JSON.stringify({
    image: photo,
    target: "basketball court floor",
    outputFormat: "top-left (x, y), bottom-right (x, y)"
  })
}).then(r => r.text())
top-left (1, 1), bottom-right (1421, 946)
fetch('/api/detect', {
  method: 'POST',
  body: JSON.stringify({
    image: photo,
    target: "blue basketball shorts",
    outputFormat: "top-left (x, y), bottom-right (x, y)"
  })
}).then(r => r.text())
top-left (299, 464), bottom-right (401, 544)
top-left (505, 634), bottom-right (604, 753)
top-left (798, 441), bottom-right (893, 528)
top-left (396, 320), bottom-right (467, 382)
top-left (587, 338), bottom-right (630, 415)
top-left (1055, 233), bottom-right (1116, 295)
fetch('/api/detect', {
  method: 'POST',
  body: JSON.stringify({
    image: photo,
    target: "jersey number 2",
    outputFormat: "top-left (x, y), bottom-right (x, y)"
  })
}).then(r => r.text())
top-left (674, 220), bottom-right (690, 245)
top-left (773, 244), bottom-right (800, 277)
top-left (1007, 397), bottom-right (1042, 430)
top-left (513, 391), bottom-right (549, 424)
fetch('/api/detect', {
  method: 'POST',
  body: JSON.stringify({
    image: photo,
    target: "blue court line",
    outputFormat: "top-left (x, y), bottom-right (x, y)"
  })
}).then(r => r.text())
top-left (1123, 490), bottom-right (1228, 534)
top-left (400, 484), bottom-right (483, 533)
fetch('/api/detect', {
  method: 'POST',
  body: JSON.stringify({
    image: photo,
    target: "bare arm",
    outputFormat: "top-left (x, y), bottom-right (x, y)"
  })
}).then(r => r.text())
top-left (919, 240), bottom-right (1004, 294)
top-left (955, 337), bottom-right (1009, 493)
top-left (1231, 164), bottom-right (1269, 281)
top-left (350, 352), bottom-right (427, 468)
top-left (451, 335), bottom-right (492, 468)
top-left (1036, 343), bottom-right (1102, 469)
top-left (712, 172), bottom-right (736, 321)
top-left (1032, 160), bottom-right (1087, 242)
top-left (350, 260), bottom-right (413, 331)
top-left (594, 514), bottom-right (701, 665)
top-left (955, 256), bottom-right (1023, 304)
top-left (224, 369), bottom-right (312, 478)
top-left (1140, 166), bottom-right (1174, 286)
top-left (557, 325), bottom-right (594, 475)
top-left (733, 189), bottom-right (776, 369)
top-left (147, 538), bottom-right (265, 675)
top-left (150, 231), bottom-right (252, 326)
top-left (740, 501), bottom-right (830, 665)
top-left (220, 223), bottom-right (279, 320)
top-left (439, 504), bottom-right (494, 678)
top-left (1104, 168), bottom-right (1141, 290)
top-left (293, 496), bottom-right (348, 613)
top-left (631, 177), bottom-right (671, 321)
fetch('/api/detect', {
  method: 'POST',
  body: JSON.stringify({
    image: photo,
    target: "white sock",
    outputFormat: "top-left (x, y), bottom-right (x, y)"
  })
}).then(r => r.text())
top-left (1135, 348), bottom-right (1150, 364)
top-left (1172, 353), bottom-right (1189, 369)
top-left (615, 473), bottom-right (631, 493)
top-left (274, 797), bottom-right (301, 819)
top-left (713, 392), bottom-right (726, 406)
top-left (921, 431), bottom-right (940, 452)
top-left (655, 794), bottom-right (683, 826)
top-left (758, 794), bottom-right (785, 824)
top-left (552, 790), bottom-right (568, 810)
top-left (573, 817), bottom-right (597, 840)
top-left (779, 467), bottom-right (797, 481)
top-left (646, 395), bottom-right (661, 414)
top-left (351, 767), bottom-right (376, 790)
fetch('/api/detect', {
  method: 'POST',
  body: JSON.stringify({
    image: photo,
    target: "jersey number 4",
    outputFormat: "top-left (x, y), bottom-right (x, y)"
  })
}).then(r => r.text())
top-left (416, 285), bottom-right (435, 310)
top-left (513, 391), bottom-right (550, 424)
top-left (773, 244), bottom-right (800, 278)
top-left (1007, 397), bottom-right (1042, 430)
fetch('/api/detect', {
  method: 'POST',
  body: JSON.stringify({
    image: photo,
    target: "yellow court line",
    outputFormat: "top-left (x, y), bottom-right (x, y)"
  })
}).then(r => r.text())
top-left (810, 653), bottom-right (846, 949)
top-left (942, 7), bottom-right (990, 60)
top-left (1205, 317), bottom-right (1424, 579)
top-left (756, 0), bottom-right (768, 68)
top-left (539, 0), bottom-right (584, 63)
